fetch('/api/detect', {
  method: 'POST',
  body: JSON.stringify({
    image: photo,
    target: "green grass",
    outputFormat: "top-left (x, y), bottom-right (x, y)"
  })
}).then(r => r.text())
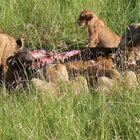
top-left (0, 0), bottom-right (140, 139)
top-left (0, 0), bottom-right (140, 49)
top-left (1, 87), bottom-right (140, 139)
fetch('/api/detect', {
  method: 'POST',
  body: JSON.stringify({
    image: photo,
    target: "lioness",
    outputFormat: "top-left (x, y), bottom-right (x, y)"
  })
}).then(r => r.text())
top-left (119, 23), bottom-right (140, 66)
top-left (77, 10), bottom-right (121, 48)
top-left (0, 32), bottom-right (23, 72)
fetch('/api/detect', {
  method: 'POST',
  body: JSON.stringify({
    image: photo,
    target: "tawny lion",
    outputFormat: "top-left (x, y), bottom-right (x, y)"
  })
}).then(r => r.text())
top-left (0, 32), bottom-right (23, 72)
top-left (65, 56), bottom-right (120, 87)
top-left (77, 10), bottom-right (121, 48)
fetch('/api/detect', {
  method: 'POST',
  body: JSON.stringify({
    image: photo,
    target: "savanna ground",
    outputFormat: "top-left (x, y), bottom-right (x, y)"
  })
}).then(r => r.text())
top-left (0, 0), bottom-right (140, 139)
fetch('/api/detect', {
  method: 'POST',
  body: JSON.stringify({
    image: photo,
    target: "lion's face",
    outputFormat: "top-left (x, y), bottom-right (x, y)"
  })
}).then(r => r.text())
top-left (120, 23), bottom-right (140, 49)
top-left (77, 10), bottom-right (96, 27)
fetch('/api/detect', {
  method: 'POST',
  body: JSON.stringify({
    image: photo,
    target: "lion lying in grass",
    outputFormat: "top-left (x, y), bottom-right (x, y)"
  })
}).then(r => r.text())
top-left (65, 56), bottom-right (121, 87)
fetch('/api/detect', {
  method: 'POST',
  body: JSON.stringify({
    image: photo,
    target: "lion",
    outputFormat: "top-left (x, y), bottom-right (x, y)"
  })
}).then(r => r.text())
top-left (119, 23), bottom-right (140, 49)
top-left (123, 71), bottom-right (138, 88)
top-left (119, 23), bottom-right (140, 63)
top-left (0, 32), bottom-right (23, 73)
top-left (45, 63), bottom-right (69, 83)
top-left (119, 23), bottom-right (140, 72)
top-left (97, 76), bottom-right (116, 92)
top-left (84, 56), bottom-right (121, 87)
top-left (65, 55), bottom-right (120, 87)
top-left (31, 78), bottom-right (60, 96)
top-left (77, 10), bottom-right (121, 48)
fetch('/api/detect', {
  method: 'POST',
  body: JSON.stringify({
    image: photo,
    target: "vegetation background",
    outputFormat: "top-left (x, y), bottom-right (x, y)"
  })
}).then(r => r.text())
top-left (0, 0), bottom-right (140, 139)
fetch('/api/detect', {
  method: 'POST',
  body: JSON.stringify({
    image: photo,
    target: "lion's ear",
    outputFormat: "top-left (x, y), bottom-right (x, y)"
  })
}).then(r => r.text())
top-left (16, 37), bottom-right (24, 50)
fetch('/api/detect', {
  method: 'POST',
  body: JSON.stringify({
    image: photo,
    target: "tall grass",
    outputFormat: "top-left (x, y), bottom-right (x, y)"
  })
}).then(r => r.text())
top-left (1, 87), bottom-right (140, 139)
top-left (0, 0), bottom-right (140, 139)
top-left (0, 0), bottom-right (139, 49)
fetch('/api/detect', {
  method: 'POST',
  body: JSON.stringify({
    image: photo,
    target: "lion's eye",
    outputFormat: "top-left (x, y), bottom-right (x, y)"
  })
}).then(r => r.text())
top-left (80, 16), bottom-right (86, 20)
top-left (80, 16), bottom-right (92, 21)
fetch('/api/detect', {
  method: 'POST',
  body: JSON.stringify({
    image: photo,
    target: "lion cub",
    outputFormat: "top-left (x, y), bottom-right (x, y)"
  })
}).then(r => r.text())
top-left (77, 10), bottom-right (120, 48)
